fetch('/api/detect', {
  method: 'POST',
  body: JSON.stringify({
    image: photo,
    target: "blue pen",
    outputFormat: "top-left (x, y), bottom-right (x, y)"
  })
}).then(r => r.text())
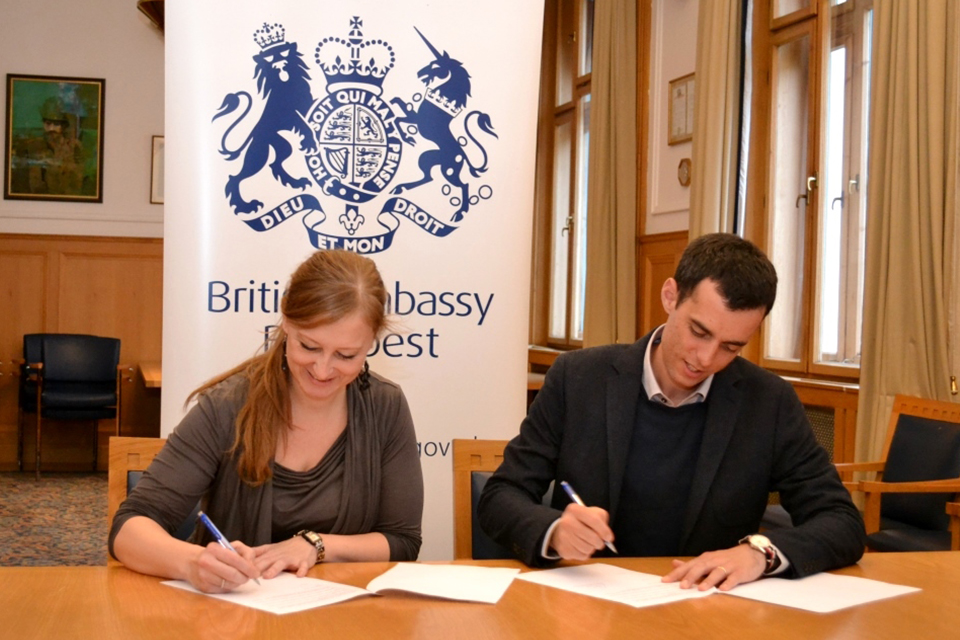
top-left (560, 481), bottom-right (619, 554)
top-left (198, 511), bottom-right (261, 585)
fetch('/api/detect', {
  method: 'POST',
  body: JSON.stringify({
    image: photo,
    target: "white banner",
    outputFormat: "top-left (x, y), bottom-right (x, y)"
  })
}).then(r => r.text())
top-left (163, 2), bottom-right (543, 559)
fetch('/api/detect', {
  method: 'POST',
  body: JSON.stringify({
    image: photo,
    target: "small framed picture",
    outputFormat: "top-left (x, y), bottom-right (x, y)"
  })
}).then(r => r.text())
top-left (150, 135), bottom-right (164, 204)
top-left (4, 73), bottom-right (106, 202)
top-left (668, 73), bottom-right (695, 146)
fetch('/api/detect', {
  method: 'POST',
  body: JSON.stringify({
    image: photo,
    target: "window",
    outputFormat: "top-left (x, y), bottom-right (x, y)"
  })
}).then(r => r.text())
top-left (531, 0), bottom-right (593, 349)
top-left (746, 0), bottom-right (872, 378)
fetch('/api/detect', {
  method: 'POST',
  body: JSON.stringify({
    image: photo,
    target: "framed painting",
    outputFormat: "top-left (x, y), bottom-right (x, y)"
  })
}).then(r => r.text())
top-left (150, 135), bottom-right (164, 204)
top-left (668, 73), bottom-right (695, 146)
top-left (4, 73), bottom-right (106, 202)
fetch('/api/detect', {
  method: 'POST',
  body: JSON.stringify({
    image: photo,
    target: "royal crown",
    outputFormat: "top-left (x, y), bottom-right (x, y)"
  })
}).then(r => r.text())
top-left (315, 17), bottom-right (395, 95)
top-left (424, 88), bottom-right (465, 118)
top-left (253, 22), bottom-right (286, 50)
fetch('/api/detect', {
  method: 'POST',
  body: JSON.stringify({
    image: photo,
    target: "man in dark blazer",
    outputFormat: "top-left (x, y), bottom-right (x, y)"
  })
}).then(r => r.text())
top-left (478, 234), bottom-right (865, 591)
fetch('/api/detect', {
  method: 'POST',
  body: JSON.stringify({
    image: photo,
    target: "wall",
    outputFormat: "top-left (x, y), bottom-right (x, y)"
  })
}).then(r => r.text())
top-left (0, 234), bottom-right (163, 472)
top-left (645, 0), bottom-right (698, 235)
top-left (0, 0), bottom-right (164, 238)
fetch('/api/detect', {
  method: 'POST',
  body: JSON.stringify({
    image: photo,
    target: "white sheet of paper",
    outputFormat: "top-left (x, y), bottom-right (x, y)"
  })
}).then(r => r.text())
top-left (516, 564), bottom-right (715, 608)
top-left (162, 572), bottom-right (371, 615)
top-left (724, 573), bottom-right (921, 613)
top-left (365, 563), bottom-right (520, 604)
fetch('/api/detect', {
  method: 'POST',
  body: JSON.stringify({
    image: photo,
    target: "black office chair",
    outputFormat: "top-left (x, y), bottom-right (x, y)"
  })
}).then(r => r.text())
top-left (18, 333), bottom-right (58, 469)
top-left (18, 333), bottom-right (122, 480)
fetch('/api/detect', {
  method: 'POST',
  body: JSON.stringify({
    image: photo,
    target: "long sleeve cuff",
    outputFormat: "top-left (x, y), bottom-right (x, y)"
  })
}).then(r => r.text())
top-left (539, 518), bottom-right (562, 560)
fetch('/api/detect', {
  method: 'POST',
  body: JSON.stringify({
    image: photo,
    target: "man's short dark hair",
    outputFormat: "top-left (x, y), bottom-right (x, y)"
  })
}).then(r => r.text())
top-left (674, 233), bottom-right (778, 316)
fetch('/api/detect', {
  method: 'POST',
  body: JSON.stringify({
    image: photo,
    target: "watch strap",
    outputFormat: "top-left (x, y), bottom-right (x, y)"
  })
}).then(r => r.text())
top-left (739, 534), bottom-right (780, 574)
top-left (296, 529), bottom-right (325, 564)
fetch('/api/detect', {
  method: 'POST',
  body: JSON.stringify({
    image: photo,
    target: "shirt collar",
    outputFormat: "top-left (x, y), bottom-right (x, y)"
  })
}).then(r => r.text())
top-left (642, 325), bottom-right (714, 407)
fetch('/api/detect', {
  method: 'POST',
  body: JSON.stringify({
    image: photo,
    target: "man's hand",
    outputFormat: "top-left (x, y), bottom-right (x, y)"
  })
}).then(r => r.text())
top-left (661, 543), bottom-right (766, 591)
top-left (548, 503), bottom-right (615, 560)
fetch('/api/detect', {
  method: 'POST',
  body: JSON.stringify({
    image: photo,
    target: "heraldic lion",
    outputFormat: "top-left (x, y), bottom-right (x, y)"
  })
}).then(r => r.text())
top-left (213, 39), bottom-right (317, 215)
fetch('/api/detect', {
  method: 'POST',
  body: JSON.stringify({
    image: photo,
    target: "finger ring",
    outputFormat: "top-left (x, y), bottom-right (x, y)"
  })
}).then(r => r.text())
top-left (220, 578), bottom-right (226, 589)
top-left (718, 566), bottom-right (728, 577)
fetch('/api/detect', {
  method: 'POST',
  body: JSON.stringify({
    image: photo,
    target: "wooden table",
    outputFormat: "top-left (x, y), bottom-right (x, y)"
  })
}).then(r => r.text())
top-left (139, 361), bottom-right (162, 389)
top-left (1, 554), bottom-right (957, 639)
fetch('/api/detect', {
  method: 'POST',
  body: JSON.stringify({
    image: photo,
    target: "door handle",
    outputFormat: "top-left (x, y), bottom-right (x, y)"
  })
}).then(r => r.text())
top-left (795, 174), bottom-right (818, 209)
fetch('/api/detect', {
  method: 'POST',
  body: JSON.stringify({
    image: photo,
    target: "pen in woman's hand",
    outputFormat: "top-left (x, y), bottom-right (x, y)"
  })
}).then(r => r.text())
top-left (198, 511), bottom-right (261, 585)
top-left (560, 481), bottom-right (619, 554)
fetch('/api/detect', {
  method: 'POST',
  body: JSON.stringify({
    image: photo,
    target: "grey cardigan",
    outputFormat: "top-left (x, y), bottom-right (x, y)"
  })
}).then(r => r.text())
top-left (109, 372), bottom-right (424, 561)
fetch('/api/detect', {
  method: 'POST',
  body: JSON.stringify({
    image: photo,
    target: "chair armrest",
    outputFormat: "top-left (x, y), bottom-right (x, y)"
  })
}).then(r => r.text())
top-left (22, 361), bottom-right (43, 378)
top-left (860, 478), bottom-right (960, 494)
top-left (861, 478), bottom-right (960, 535)
top-left (834, 461), bottom-right (886, 489)
top-left (947, 502), bottom-right (960, 517)
top-left (834, 461), bottom-right (886, 473)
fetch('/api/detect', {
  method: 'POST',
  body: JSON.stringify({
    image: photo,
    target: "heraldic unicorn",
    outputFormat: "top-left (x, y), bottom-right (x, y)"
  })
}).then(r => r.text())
top-left (390, 28), bottom-right (497, 223)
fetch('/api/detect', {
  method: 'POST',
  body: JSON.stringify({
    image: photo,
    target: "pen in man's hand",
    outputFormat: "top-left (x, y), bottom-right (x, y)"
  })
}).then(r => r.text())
top-left (198, 511), bottom-right (261, 585)
top-left (560, 481), bottom-right (619, 554)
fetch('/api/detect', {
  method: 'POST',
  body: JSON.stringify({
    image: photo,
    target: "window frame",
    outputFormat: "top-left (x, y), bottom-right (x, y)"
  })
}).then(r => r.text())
top-left (529, 0), bottom-right (594, 350)
top-left (745, 0), bottom-right (871, 382)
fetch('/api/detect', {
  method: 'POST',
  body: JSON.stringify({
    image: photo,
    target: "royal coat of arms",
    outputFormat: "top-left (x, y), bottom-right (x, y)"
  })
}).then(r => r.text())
top-left (212, 17), bottom-right (497, 254)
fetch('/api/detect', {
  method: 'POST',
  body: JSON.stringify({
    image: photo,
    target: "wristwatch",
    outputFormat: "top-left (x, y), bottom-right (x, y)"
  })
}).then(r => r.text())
top-left (739, 534), bottom-right (781, 574)
top-left (296, 529), bottom-right (325, 564)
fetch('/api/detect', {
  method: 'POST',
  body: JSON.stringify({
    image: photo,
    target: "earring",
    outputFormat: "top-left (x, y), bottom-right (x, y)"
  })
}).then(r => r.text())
top-left (281, 338), bottom-right (289, 372)
top-left (358, 360), bottom-right (370, 391)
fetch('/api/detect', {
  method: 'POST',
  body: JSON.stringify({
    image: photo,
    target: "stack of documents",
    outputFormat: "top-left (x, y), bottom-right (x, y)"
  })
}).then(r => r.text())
top-left (162, 563), bottom-right (519, 614)
top-left (516, 564), bottom-right (920, 613)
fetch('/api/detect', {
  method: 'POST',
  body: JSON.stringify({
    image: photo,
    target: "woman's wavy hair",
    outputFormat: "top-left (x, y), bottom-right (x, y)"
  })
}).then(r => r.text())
top-left (188, 250), bottom-right (389, 485)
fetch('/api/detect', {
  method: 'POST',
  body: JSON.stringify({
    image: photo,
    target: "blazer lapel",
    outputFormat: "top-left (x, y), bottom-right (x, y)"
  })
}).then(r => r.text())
top-left (679, 362), bottom-right (743, 548)
top-left (606, 338), bottom-right (648, 517)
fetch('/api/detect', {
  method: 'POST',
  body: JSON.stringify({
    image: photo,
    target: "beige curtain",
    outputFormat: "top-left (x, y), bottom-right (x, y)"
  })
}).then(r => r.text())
top-left (688, 0), bottom-right (743, 238)
top-left (582, 0), bottom-right (638, 347)
top-left (856, 0), bottom-right (960, 463)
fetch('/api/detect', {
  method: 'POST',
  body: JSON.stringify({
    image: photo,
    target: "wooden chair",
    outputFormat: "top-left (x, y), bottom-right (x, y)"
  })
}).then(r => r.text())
top-left (107, 436), bottom-right (201, 564)
top-left (835, 394), bottom-right (960, 551)
top-left (452, 439), bottom-right (510, 559)
top-left (107, 437), bottom-right (166, 565)
top-left (948, 502), bottom-right (960, 550)
top-left (108, 437), bottom-right (167, 529)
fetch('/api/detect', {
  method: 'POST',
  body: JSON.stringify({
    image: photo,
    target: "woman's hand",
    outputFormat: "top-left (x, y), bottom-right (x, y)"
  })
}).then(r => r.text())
top-left (185, 540), bottom-right (261, 593)
top-left (253, 536), bottom-right (317, 579)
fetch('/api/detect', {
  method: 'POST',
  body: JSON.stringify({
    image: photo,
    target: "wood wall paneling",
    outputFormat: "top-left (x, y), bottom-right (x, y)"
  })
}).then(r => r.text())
top-left (0, 251), bottom-right (47, 461)
top-left (637, 231), bottom-right (688, 336)
top-left (0, 235), bottom-right (163, 471)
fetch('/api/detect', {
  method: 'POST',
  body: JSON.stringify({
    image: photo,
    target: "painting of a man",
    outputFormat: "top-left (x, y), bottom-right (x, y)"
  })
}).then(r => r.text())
top-left (4, 75), bottom-right (105, 202)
